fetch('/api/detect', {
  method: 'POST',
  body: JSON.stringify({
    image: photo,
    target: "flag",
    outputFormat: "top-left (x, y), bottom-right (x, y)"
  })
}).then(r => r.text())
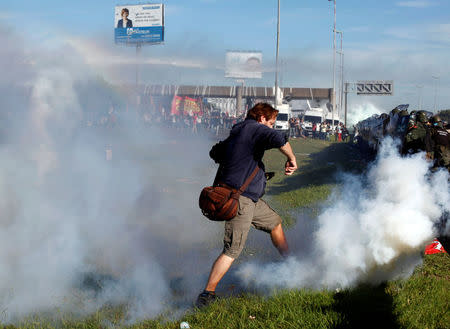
top-left (171, 95), bottom-right (182, 115)
top-left (183, 96), bottom-right (201, 115)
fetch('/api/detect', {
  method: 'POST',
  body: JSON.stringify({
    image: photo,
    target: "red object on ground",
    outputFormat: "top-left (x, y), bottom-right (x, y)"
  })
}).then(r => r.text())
top-left (424, 238), bottom-right (447, 255)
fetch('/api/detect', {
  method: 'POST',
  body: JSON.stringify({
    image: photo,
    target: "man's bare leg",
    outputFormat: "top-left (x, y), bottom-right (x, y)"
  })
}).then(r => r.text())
top-left (270, 223), bottom-right (289, 257)
top-left (205, 253), bottom-right (235, 292)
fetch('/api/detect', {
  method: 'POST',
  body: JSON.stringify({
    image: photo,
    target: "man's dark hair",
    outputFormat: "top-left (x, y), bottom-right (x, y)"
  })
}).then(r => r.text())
top-left (246, 103), bottom-right (279, 121)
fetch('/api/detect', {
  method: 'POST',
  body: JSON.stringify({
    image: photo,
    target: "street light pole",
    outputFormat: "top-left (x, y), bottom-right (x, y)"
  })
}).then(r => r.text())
top-left (274, 0), bottom-right (281, 107)
top-left (416, 85), bottom-right (423, 111)
top-left (332, 0), bottom-right (336, 128)
top-left (336, 30), bottom-right (343, 120)
top-left (432, 75), bottom-right (440, 112)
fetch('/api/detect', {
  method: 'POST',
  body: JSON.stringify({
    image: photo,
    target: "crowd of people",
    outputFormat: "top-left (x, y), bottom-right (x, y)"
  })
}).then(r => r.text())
top-left (289, 117), bottom-right (350, 142)
top-left (84, 104), bottom-right (246, 137)
top-left (83, 103), bottom-right (356, 145)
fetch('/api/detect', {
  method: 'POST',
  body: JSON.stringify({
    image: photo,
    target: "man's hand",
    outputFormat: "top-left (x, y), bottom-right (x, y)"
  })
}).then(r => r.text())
top-left (285, 159), bottom-right (297, 176)
top-left (279, 142), bottom-right (298, 176)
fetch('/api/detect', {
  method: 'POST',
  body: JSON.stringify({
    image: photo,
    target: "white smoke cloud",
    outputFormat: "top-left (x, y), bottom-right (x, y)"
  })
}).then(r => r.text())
top-left (0, 25), bottom-right (222, 323)
top-left (238, 138), bottom-right (449, 290)
top-left (346, 102), bottom-right (385, 127)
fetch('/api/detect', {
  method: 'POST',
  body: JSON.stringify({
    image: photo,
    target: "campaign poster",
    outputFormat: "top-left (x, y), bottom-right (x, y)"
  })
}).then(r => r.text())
top-left (115, 4), bottom-right (164, 44)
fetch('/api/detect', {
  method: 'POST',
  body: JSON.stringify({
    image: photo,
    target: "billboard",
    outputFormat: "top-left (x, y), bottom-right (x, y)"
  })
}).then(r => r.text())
top-left (115, 4), bottom-right (164, 44)
top-left (225, 51), bottom-right (262, 79)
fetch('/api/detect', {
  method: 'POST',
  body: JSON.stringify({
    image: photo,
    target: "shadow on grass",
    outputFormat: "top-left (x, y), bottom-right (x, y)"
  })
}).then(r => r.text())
top-left (332, 284), bottom-right (399, 329)
top-left (268, 142), bottom-right (368, 196)
top-left (438, 236), bottom-right (450, 255)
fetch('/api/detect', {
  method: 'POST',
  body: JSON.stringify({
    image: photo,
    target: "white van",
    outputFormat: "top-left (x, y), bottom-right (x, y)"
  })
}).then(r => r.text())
top-left (274, 103), bottom-right (291, 135)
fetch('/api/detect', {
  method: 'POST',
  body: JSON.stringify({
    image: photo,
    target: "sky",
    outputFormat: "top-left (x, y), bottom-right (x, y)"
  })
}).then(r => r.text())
top-left (2, 0), bottom-right (450, 114)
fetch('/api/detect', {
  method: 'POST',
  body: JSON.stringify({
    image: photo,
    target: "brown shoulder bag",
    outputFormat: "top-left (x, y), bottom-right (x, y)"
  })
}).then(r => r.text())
top-left (199, 166), bottom-right (259, 221)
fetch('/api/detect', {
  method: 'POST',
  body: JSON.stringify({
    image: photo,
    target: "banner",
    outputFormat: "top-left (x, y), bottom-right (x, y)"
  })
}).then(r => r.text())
top-left (183, 96), bottom-right (202, 115)
top-left (171, 95), bottom-right (182, 115)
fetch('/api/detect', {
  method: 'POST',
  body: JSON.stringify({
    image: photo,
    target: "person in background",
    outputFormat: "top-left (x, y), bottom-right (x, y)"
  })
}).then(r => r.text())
top-left (337, 123), bottom-right (342, 142)
top-left (320, 122), bottom-right (327, 140)
top-left (289, 117), bottom-right (297, 138)
top-left (431, 115), bottom-right (450, 171)
top-left (312, 123), bottom-right (317, 139)
top-left (342, 125), bottom-right (349, 142)
top-left (300, 119), bottom-right (307, 139)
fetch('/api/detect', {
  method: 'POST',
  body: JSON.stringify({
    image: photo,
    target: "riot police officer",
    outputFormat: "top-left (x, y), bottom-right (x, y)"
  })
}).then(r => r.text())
top-left (431, 115), bottom-right (450, 170)
top-left (403, 110), bottom-right (431, 155)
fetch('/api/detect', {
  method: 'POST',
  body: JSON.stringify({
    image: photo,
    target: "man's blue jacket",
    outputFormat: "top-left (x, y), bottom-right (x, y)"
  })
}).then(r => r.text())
top-left (212, 118), bottom-right (287, 202)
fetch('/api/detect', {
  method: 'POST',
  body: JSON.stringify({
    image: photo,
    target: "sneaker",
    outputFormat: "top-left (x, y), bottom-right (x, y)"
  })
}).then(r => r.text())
top-left (195, 291), bottom-right (217, 308)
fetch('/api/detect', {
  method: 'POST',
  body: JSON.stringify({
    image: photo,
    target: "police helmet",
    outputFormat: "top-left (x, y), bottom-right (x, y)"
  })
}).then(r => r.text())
top-left (416, 111), bottom-right (428, 123)
top-left (432, 114), bottom-right (442, 123)
top-left (432, 115), bottom-right (443, 128)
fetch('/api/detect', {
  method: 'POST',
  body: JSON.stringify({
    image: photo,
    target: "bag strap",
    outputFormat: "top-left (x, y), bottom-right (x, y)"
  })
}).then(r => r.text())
top-left (237, 166), bottom-right (260, 195)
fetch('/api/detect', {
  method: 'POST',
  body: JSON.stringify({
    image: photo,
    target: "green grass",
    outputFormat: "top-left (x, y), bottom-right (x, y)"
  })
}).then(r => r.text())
top-left (2, 139), bottom-right (449, 329)
top-left (387, 254), bottom-right (450, 329)
top-left (160, 290), bottom-right (341, 329)
top-left (156, 254), bottom-right (449, 329)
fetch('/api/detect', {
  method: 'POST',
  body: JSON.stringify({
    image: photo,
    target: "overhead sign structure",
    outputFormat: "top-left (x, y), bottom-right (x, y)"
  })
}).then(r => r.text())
top-left (225, 51), bottom-right (262, 79)
top-left (356, 80), bottom-right (394, 95)
top-left (115, 4), bottom-right (164, 44)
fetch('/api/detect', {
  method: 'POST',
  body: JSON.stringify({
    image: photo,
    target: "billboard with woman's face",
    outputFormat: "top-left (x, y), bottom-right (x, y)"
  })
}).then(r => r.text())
top-left (225, 51), bottom-right (262, 79)
top-left (115, 4), bottom-right (164, 44)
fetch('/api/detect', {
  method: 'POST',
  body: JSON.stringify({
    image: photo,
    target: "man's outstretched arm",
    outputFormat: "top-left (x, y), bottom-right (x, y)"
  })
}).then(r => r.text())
top-left (279, 142), bottom-right (297, 175)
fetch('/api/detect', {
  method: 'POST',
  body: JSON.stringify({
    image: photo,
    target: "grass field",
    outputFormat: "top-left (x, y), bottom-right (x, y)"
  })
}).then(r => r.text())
top-left (2, 138), bottom-right (449, 329)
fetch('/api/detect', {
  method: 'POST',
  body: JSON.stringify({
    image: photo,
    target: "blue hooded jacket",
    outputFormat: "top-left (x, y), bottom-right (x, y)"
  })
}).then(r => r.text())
top-left (212, 118), bottom-right (287, 201)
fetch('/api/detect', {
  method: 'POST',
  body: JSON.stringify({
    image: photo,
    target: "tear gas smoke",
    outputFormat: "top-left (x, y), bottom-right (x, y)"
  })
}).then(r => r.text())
top-left (0, 28), bottom-right (222, 323)
top-left (238, 138), bottom-right (449, 290)
top-left (347, 102), bottom-right (384, 127)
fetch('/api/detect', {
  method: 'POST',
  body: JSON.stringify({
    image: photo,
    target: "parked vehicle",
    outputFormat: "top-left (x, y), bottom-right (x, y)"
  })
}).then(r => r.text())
top-left (274, 103), bottom-right (291, 136)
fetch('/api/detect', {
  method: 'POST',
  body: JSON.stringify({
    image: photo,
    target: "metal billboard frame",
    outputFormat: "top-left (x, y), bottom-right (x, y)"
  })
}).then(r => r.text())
top-left (356, 80), bottom-right (394, 95)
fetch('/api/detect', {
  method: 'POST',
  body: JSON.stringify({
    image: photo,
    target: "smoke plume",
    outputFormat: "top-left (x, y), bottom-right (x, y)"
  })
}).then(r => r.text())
top-left (238, 138), bottom-right (449, 289)
top-left (0, 26), bottom-right (222, 323)
top-left (346, 102), bottom-right (385, 127)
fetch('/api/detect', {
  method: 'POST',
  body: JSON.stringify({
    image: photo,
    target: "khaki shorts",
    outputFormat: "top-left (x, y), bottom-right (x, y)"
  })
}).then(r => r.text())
top-left (223, 195), bottom-right (282, 259)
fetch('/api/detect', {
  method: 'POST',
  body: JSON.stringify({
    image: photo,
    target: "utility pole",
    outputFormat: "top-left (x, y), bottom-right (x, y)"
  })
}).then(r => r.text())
top-left (416, 85), bottom-right (423, 111)
top-left (136, 43), bottom-right (142, 89)
top-left (344, 82), bottom-right (349, 127)
top-left (432, 75), bottom-right (439, 112)
top-left (136, 43), bottom-right (142, 108)
top-left (236, 79), bottom-right (244, 116)
top-left (336, 30), bottom-right (343, 120)
top-left (331, 0), bottom-right (336, 128)
top-left (274, 0), bottom-right (281, 107)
